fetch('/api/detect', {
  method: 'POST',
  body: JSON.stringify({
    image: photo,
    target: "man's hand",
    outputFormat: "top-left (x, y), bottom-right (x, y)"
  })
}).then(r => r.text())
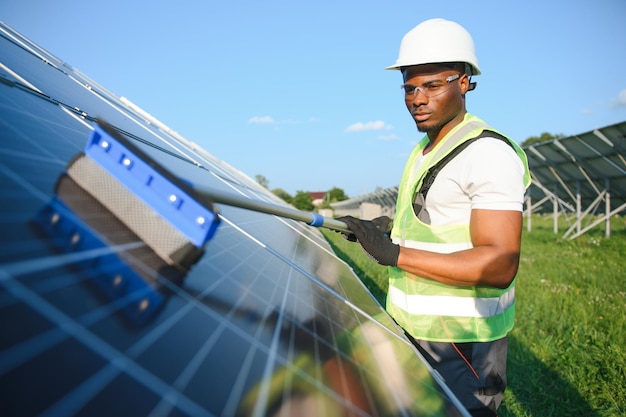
top-left (337, 216), bottom-right (400, 267)
top-left (338, 216), bottom-right (393, 241)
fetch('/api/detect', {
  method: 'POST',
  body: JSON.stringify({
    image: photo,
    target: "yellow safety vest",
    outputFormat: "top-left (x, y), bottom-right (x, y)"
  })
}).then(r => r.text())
top-left (387, 113), bottom-right (531, 342)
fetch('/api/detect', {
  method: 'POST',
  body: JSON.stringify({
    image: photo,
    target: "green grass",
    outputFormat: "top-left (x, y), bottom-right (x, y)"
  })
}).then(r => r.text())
top-left (322, 215), bottom-right (626, 417)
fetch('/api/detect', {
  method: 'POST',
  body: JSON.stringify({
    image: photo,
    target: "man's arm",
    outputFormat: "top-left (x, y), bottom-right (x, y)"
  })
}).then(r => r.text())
top-left (396, 209), bottom-right (522, 288)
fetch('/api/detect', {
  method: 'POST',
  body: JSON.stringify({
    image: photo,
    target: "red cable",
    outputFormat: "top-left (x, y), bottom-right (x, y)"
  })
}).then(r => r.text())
top-left (452, 342), bottom-right (479, 379)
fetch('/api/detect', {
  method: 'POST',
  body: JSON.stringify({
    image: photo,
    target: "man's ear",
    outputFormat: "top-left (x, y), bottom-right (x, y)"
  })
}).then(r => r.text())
top-left (459, 73), bottom-right (471, 94)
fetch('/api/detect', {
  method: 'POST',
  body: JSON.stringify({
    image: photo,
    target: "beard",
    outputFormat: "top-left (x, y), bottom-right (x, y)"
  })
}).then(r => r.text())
top-left (416, 120), bottom-right (442, 133)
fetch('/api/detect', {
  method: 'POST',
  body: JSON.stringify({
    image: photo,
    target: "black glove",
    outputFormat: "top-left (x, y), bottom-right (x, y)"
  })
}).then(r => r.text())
top-left (338, 216), bottom-right (393, 242)
top-left (371, 216), bottom-right (394, 235)
top-left (337, 216), bottom-right (400, 267)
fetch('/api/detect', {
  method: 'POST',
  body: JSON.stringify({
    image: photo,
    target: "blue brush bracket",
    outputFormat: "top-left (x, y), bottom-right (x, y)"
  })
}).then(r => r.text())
top-left (35, 198), bottom-right (165, 325)
top-left (85, 125), bottom-right (220, 247)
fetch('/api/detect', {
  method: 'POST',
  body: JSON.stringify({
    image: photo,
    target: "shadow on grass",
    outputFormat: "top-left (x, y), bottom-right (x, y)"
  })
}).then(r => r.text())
top-left (500, 334), bottom-right (601, 417)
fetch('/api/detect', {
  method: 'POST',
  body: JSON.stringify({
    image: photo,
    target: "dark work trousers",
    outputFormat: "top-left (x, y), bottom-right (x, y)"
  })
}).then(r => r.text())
top-left (408, 336), bottom-right (508, 417)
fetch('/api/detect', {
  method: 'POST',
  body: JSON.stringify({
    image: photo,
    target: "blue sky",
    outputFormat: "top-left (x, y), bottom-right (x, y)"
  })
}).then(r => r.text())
top-left (2, 0), bottom-right (625, 198)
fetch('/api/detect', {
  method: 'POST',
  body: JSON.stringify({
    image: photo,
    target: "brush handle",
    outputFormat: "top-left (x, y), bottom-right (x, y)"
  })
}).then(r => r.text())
top-left (194, 185), bottom-right (351, 234)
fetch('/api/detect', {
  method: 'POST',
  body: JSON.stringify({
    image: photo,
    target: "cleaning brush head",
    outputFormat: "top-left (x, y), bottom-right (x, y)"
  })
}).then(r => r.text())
top-left (65, 121), bottom-right (220, 270)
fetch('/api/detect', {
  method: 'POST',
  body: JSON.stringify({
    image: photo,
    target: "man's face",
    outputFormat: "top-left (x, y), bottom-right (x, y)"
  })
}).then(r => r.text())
top-left (402, 64), bottom-right (467, 134)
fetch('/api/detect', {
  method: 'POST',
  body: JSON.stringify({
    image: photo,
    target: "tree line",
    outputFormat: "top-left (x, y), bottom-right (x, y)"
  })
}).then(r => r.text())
top-left (255, 174), bottom-right (349, 211)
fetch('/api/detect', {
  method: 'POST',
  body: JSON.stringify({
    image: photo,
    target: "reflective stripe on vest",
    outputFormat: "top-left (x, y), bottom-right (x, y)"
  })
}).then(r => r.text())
top-left (388, 285), bottom-right (515, 317)
top-left (387, 113), bottom-right (530, 343)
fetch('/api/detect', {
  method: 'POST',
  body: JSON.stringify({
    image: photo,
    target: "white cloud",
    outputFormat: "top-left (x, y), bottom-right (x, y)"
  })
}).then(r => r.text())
top-left (248, 115), bottom-right (320, 125)
top-left (616, 89), bottom-right (626, 107)
top-left (377, 134), bottom-right (397, 141)
top-left (248, 115), bottom-right (275, 124)
top-left (345, 120), bottom-right (391, 133)
top-left (607, 89), bottom-right (626, 109)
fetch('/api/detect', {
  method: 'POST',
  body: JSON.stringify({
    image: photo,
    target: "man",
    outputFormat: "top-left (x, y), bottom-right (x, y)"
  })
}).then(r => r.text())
top-left (339, 18), bottom-right (531, 417)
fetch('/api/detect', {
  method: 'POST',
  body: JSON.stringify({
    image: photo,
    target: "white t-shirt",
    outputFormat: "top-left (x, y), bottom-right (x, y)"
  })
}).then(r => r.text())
top-left (419, 137), bottom-right (526, 227)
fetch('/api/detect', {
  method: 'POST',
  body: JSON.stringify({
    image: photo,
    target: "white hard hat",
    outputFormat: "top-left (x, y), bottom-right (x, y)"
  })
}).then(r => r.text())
top-left (386, 18), bottom-right (481, 75)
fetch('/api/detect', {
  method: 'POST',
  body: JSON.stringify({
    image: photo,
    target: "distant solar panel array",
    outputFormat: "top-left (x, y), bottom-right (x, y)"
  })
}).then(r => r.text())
top-left (524, 122), bottom-right (626, 238)
top-left (332, 186), bottom-right (399, 219)
top-left (0, 21), bottom-right (470, 416)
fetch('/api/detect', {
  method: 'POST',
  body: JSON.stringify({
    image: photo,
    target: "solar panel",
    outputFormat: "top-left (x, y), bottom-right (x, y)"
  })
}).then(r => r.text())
top-left (526, 125), bottom-right (626, 207)
top-left (524, 122), bottom-right (626, 238)
top-left (0, 21), bottom-right (470, 416)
